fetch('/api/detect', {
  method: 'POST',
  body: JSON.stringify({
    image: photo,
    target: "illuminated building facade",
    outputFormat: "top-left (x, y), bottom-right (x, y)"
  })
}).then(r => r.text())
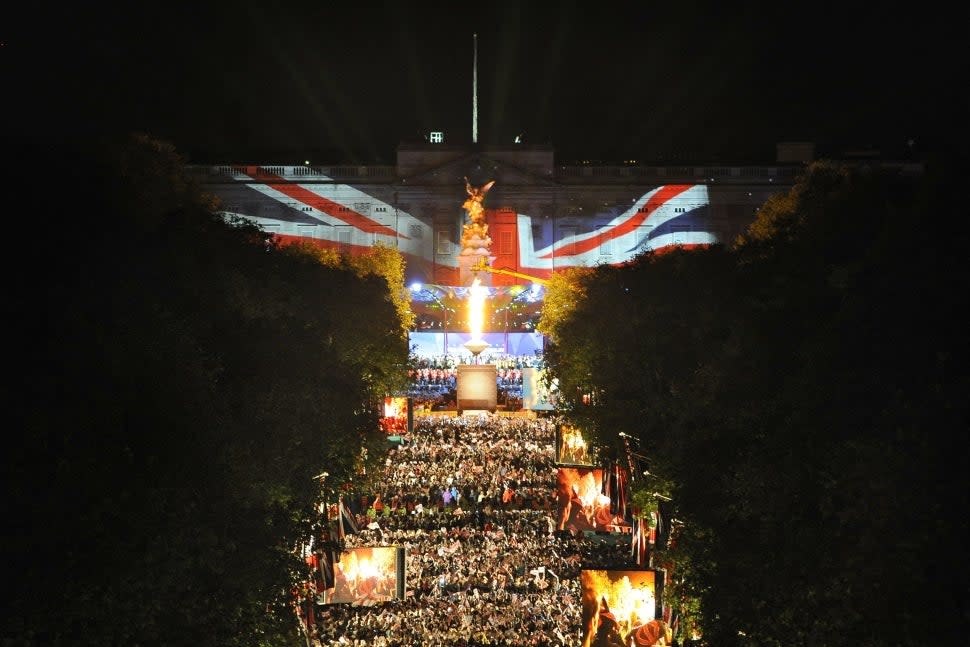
top-left (187, 142), bottom-right (804, 285)
top-left (187, 141), bottom-right (919, 341)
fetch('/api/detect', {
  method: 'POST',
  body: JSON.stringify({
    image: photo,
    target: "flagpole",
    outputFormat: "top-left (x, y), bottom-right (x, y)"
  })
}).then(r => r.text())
top-left (472, 33), bottom-right (478, 144)
top-left (338, 497), bottom-right (346, 539)
top-left (621, 436), bottom-right (636, 483)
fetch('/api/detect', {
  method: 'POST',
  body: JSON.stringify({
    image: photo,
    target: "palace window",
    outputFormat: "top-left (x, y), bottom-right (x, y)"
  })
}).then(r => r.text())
top-left (599, 234), bottom-right (613, 256)
top-left (436, 229), bottom-right (453, 255)
top-left (498, 230), bottom-right (514, 256)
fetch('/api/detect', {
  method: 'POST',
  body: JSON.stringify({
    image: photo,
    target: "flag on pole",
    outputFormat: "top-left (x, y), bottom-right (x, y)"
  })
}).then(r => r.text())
top-left (630, 516), bottom-right (649, 566)
top-left (630, 517), bottom-right (639, 560)
top-left (312, 529), bottom-right (337, 595)
top-left (655, 499), bottom-right (674, 550)
top-left (601, 461), bottom-right (630, 519)
top-left (318, 548), bottom-right (335, 591)
top-left (337, 498), bottom-right (359, 539)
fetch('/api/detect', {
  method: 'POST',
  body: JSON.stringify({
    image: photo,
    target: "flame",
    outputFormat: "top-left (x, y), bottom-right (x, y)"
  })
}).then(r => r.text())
top-left (383, 396), bottom-right (406, 418)
top-left (582, 570), bottom-right (658, 639)
top-left (356, 558), bottom-right (380, 580)
top-left (334, 547), bottom-right (400, 604)
top-left (574, 471), bottom-right (600, 507)
top-left (468, 277), bottom-right (486, 339)
top-left (562, 425), bottom-right (590, 463)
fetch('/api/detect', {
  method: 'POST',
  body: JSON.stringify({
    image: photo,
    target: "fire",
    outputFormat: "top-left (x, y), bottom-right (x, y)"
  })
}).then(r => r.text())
top-left (356, 558), bottom-right (380, 580)
top-left (582, 570), bottom-right (658, 639)
top-left (573, 471), bottom-right (601, 507)
top-left (468, 277), bottom-right (486, 339)
top-left (561, 425), bottom-right (590, 463)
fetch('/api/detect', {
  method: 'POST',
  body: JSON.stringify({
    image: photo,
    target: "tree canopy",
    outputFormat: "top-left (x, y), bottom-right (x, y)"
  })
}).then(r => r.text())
top-left (539, 159), bottom-right (969, 647)
top-left (2, 133), bottom-right (411, 647)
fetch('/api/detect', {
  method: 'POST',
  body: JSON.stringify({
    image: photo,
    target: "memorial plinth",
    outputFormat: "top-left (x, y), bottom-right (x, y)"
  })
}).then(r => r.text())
top-left (456, 364), bottom-right (497, 414)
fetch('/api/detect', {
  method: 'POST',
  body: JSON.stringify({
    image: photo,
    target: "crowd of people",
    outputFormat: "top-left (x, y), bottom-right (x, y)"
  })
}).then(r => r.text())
top-left (304, 414), bottom-right (668, 647)
top-left (410, 353), bottom-right (544, 372)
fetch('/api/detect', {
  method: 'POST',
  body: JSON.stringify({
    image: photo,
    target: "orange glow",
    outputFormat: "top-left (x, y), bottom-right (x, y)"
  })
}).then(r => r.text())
top-left (560, 424), bottom-right (590, 464)
top-left (581, 569), bottom-right (658, 645)
top-left (383, 396), bottom-right (406, 418)
top-left (557, 467), bottom-right (631, 534)
top-left (460, 178), bottom-right (495, 255)
top-left (331, 547), bottom-right (401, 606)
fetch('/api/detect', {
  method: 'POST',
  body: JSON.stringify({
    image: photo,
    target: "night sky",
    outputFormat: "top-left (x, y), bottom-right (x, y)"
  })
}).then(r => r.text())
top-left (2, 1), bottom-right (961, 164)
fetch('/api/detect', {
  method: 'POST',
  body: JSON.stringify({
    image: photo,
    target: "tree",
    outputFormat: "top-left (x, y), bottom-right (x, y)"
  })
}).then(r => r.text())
top-left (538, 159), bottom-right (969, 647)
top-left (289, 240), bottom-right (416, 397)
top-left (2, 133), bottom-right (411, 647)
top-left (539, 247), bottom-right (735, 458)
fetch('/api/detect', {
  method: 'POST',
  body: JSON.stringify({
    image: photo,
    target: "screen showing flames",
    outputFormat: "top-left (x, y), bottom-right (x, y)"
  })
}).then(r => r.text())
top-left (556, 467), bottom-right (631, 534)
top-left (580, 568), bottom-right (659, 647)
top-left (383, 396), bottom-right (407, 419)
top-left (329, 546), bottom-right (404, 606)
top-left (556, 423), bottom-right (594, 466)
top-left (381, 396), bottom-right (409, 435)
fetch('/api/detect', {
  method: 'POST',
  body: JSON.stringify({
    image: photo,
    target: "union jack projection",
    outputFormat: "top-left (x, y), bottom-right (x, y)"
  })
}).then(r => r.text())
top-left (205, 166), bottom-right (724, 287)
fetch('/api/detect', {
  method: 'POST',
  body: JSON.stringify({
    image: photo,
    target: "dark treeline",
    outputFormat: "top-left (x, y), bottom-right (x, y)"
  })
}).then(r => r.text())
top-left (540, 157), bottom-right (969, 646)
top-left (2, 134), bottom-right (410, 647)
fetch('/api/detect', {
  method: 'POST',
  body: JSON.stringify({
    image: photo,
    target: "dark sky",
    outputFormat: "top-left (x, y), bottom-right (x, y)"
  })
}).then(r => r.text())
top-left (3, 1), bottom-right (962, 164)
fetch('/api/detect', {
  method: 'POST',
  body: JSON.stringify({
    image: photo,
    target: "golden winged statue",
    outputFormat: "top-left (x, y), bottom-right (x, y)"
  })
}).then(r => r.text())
top-left (460, 177), bottom-right (496, 255)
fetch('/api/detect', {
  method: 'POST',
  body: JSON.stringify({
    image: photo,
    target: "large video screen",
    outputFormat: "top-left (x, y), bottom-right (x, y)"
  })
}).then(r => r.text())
top-left (327, 546), bottom-right (405, 606)
top-left (580, 568), bottom-right (660, 647)
top-left (556, 467), bottom-right (631, 534)
top-left (408, 331), bottom-right (544, 359)
top-left (381, 396), bottom-right (410, 435)
top-left (555, 423), bottom-right (594, 465)
top-left (522, 367), bottom-right (557, 411)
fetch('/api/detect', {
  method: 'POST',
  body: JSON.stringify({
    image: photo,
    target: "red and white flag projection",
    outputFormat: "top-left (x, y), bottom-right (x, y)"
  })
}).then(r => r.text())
top-left (580, 569), bottom-right (660, 647)
top-left (556, 467), bottom-right (631, 534)
top-left (208, 170), bottom-right (715, 287)
top-left (325, 546), bottom-right (404, 606)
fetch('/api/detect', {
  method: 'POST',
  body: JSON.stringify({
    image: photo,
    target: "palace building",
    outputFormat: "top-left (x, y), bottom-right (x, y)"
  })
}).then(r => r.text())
top-left (186, 140), bottom-right (830, 286)
top-left (186, 139), bottom-right (919, 355)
